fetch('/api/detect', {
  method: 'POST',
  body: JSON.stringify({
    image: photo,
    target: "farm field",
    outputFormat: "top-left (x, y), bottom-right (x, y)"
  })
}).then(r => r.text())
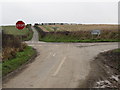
top-left (2, 25), bottom-right (33, 41)
top-left (2, 26), bottom-right (29, 35)
top-left (40, 24), bottom-right (118, 32)
top-left (35, 24), bottom-right (119, 42)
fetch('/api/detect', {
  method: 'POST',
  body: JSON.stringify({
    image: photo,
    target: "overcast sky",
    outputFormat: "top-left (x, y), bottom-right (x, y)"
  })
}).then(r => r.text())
top-left (0, 0), bottom-right (119, 25)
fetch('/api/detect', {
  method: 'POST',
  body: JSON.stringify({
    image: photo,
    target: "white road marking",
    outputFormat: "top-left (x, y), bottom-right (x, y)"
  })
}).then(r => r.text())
top-left (28, 45), bottom-right (34, 46)
top-left (53, 53), bottom-right (56, 56)
top-left (49, 52), bottom-right (52, 56)
top-left (27, 45), bottom-right (42, 46)
top-left (100, 49), bottom-right (111, 53)
top-left (38, 45), bottom-right (42, 46)
top-left (52, 57), bottom-right (66, 76)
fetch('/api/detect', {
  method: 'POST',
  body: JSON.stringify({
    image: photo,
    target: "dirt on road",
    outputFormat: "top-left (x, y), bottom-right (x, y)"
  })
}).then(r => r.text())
top-left (82, 49), bottom-right (120, 88)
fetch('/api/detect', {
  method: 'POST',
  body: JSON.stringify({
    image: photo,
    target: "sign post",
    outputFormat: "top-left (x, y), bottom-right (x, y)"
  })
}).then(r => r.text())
top-left (91, 30), bottom-right (101, 35)
top-left (16, 21), bottom-right (25, 42)
top-left (91, 30), bottom-right (101, 39)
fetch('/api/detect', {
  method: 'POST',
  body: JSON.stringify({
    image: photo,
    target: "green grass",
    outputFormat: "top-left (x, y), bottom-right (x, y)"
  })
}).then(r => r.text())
top-left (0, 63), bottom-right (2, 78)
top-left (43, 25), bottom-right (53, 32)
top-left (113, 48), bottom-right (120, 53)
top-left (40, 38), bottom-right (119, 43)
top-left (39, 33), bottom-right (119, 42)
top-left (2, 26), bottom-right (33, 41)
top-left (2, 46), bottom-right (36, 76)
top-left (22, 32), bottom-right (33, 41)
top-left (22, 27), bottom-right (33, 41)
top-left (2, 26), bottom-right (29, 35)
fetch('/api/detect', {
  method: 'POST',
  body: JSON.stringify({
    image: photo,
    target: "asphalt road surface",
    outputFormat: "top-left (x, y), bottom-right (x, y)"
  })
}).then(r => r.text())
top-left (3, 27), bottom-right (118, 88)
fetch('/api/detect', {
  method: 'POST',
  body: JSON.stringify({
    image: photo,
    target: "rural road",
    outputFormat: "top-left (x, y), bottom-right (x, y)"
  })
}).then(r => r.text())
top-left (31, 26), bottom-right (39, 41)
top-left (3, 27), bottom-right (118, 88)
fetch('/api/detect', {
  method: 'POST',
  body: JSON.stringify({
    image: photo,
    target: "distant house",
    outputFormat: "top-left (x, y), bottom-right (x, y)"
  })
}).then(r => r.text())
top-left (39, 23), bottom-right (80, 25)
top-left (40, 23), bottom-right (65, 25)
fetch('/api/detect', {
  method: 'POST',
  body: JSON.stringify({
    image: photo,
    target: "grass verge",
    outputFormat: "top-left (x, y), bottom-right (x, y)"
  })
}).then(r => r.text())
top-left (39, 34), bottom-right (119, 42)
top-left (22, 28), bottom-right (33, 41)
top-left (40, 39), bottom-right (119, 42)
top-left (2, 46), bottom-right (36, 76)
top-left (113, 48), bottom-right (120, 53)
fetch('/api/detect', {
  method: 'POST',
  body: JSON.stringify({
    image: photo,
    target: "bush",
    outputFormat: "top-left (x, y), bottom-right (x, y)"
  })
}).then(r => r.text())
top-left (2, 32), bottom-right (27, 61)
top-left (2, 46), bottom-right (36, 76)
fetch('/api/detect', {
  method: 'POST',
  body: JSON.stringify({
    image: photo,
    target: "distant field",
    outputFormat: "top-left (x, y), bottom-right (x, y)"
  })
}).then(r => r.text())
top-left (2, 25), bottom-right (33, 41)
top-left (2, 26), bottom-right (30, 35)
top-left (35, 24), bottom-right (119, 42)
top-left (40, 24), bottom-right (118, 32)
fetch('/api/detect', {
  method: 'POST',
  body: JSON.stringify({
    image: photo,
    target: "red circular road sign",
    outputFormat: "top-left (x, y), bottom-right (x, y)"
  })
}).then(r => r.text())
top-left (16, 21), bottom-right (25, 30)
